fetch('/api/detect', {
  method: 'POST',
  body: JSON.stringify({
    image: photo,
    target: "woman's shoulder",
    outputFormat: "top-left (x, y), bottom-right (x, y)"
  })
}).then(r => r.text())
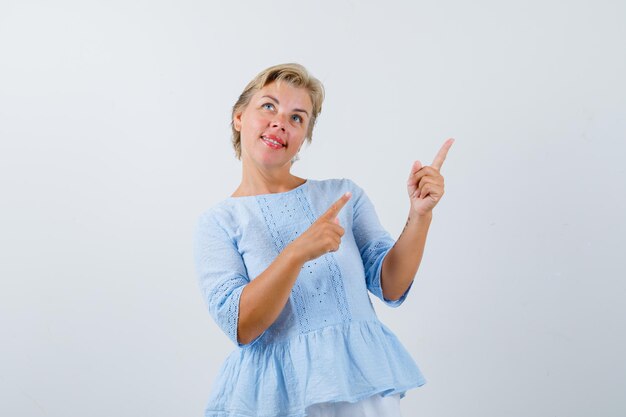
top-left (194, 198), bottom-right (246, 236)
top-left (307, 177), bottom-right (362, 194)
top-left (307, 178), bottom-right (369, 203)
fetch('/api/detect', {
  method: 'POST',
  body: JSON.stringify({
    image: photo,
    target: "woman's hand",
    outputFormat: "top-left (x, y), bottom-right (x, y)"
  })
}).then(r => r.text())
top-left (407, 138), bottom-right (454, 216)
top-left (286, 192), bottom-right (352, 262)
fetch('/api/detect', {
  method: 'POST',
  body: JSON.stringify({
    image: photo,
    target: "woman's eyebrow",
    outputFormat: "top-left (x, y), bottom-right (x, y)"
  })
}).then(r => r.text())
top-left (261, 95), bottom-right (309, 117)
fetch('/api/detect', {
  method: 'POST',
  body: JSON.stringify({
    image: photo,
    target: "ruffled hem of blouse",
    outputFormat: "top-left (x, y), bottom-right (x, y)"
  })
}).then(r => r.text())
top-left (203, 320), bottom-right (426, 417)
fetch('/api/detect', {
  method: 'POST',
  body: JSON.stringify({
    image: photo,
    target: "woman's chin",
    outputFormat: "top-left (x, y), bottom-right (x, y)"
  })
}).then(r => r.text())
top-left (253, 154), bottom-right (292, 169)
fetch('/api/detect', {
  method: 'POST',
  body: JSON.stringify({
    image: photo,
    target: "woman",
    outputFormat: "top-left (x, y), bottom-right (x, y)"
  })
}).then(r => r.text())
top-left (194, 63), bottom-right (453, 417)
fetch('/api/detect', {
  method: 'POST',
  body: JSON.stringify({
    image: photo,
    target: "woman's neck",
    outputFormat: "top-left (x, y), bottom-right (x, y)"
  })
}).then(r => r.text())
top-left (231, 165), bottom-right (306, 197)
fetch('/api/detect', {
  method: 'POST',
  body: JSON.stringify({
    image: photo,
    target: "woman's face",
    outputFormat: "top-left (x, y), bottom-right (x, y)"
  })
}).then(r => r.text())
top-left (234, 81), bottom-right (313, 171)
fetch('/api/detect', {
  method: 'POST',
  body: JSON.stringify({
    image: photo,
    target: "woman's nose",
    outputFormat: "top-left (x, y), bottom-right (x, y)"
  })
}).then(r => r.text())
top-left (270, 113), bottom-right (287, 130)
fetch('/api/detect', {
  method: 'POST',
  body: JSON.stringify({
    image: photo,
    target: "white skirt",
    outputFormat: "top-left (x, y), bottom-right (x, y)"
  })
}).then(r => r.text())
top-left (304, 393), bottom-right (402, 417)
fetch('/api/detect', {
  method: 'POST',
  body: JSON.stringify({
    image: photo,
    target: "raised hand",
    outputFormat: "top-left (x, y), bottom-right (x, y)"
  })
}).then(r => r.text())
top-left (407, 138), bottom-right (454, 216)
top-left (287, 192), bottom-right (352, 262)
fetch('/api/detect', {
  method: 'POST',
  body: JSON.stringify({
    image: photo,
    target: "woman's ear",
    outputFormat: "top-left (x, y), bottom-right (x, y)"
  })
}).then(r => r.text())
top-left (233, 112), bottom-right (242, 132)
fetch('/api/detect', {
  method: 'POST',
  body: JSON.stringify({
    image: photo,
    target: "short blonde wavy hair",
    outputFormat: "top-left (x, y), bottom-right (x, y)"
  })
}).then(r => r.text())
top-left (231, 63), bottom-right (325, 160)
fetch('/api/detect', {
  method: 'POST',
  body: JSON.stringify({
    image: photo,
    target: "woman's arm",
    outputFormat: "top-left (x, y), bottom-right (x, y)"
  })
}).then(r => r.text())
top-left (381, 138), bottom-right (453, 301)
top-left (380, 211), bottom-right (432, 301)
top-left (237, 247), bottom-right (305, 345)
top-left (238, 192), bottom-right (352, 345)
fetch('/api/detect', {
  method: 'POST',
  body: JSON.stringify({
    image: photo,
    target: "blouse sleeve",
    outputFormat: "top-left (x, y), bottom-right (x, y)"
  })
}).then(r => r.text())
top-left (349, 180), bottom-right (413, 307)
top-left (193, 211), bottom-right (266, 347)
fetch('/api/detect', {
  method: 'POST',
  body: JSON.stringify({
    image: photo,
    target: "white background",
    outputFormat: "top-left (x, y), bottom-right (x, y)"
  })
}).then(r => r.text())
top-left (1, 1), bottom-right (625, 416)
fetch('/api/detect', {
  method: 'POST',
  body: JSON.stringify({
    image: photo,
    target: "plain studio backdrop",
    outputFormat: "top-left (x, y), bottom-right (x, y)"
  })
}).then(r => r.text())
top-left (1, 0), bottom-right (625, 416)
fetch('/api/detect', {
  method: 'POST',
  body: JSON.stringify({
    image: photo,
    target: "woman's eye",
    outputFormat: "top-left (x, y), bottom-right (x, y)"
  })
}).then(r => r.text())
top-left (292, 114), bottom-right (303, 123)
top-left (262, 103), bottom-right (274, 110)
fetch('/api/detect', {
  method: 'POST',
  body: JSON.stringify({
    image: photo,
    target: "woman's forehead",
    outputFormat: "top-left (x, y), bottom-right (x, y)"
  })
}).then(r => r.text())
top-left (255, 82), bottom-right (312, 110)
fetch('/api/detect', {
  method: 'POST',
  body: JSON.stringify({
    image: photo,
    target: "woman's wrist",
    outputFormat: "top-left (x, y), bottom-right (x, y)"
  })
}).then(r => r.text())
top-left (282, 242), bottom-right (308, 266)
top-left (409, 208), bottom-right (434, 221)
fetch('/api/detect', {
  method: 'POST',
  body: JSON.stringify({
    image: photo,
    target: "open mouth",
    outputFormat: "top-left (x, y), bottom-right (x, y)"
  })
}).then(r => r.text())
top-left (261, 136), bottom-right (285, 149)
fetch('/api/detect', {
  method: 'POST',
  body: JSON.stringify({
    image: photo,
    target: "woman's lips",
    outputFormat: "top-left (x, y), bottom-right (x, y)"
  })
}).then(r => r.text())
top-left (261, 136), bottom-right (285, 149)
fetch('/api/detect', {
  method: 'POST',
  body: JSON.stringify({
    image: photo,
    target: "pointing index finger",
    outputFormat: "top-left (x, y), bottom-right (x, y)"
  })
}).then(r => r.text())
top-left (431, 138), bottom-right (454, 171)
top-left (321, 192), bottom-right (352, 221)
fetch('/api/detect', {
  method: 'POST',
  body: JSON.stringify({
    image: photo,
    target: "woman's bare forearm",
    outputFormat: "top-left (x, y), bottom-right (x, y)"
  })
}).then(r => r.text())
top-left (381, 211), bottom-right (432, 301)
top-left (237, 245), bottom-right (305, 345)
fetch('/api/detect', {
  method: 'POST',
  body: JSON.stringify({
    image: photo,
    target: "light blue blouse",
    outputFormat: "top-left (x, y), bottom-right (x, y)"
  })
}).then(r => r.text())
top-left (193, 178), bottom-right (426, 417)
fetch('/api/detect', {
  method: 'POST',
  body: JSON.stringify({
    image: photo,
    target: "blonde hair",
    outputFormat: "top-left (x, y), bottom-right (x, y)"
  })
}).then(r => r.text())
top-left (231, 63), bottom-right (325, 160)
